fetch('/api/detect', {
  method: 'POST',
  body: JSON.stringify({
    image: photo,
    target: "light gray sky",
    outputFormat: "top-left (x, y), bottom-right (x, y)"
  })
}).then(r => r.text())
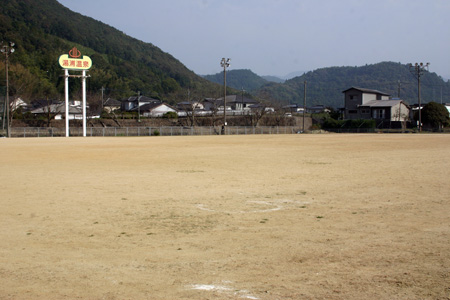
top-left (57, 0), bottom-right (450, 79)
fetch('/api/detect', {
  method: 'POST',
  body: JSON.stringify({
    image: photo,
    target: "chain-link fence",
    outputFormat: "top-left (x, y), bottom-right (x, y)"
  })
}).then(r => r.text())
top-left (2, 126), bottom-right (301, 138)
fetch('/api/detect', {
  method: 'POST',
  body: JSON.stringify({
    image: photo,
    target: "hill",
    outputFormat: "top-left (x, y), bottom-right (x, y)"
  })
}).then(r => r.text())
top-left (0, 0), bottom-right (220, 103)
top-left (255, 62), bottom-right (450, 108)
top-left (203, 69), bottom-right (269, 92)
top-left (261, 75), bottom-right (285, 84)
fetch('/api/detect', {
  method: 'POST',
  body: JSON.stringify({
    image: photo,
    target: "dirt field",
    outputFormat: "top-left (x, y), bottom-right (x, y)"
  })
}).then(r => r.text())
top-left (1, 134), bottom-right (449, 300)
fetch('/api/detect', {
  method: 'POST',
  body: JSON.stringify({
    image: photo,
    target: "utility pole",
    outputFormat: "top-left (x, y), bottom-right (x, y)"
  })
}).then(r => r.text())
top-left (101, 86), bottom-right (105, 111)
top-left (188, 88), bottom-right (194, 126)
top-left (409, 62), bottom-right (429, 132)
top-left (1, 41), bottom-right (15, 138)
top-left (241, 87), bottom-right (245, 114)
top-left (137, 91), bottom-right (141, 122)
top-left (303, 81), bottom-right (307, 132)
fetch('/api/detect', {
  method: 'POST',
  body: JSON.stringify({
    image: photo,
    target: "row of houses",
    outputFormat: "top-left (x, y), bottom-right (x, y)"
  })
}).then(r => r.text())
top-left (9, 87), bottom-right (448, 124)
top-left (103, 95), bottom-right (276, 117)
top-left (9, 95), bottom-right (276, 120)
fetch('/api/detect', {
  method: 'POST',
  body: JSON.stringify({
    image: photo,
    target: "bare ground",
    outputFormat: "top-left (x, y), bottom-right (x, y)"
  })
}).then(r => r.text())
top-left (0, 134), bottom-right (449, 300)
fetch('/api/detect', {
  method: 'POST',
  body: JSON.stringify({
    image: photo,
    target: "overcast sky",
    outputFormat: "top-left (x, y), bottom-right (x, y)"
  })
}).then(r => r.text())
top-left (57, 0), bottom-right (450, 79)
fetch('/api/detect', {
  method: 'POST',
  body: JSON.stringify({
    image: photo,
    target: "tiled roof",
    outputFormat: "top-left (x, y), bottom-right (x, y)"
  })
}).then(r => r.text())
top-left (342, 87), bottom-right (390, 96)
top-left (359, 99), bottom-right (408, 108)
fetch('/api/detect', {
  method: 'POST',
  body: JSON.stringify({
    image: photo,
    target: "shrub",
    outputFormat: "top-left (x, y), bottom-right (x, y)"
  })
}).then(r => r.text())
top-left (322, 118), bottom-right (376, 129)
top-left (162, 111), bottom-right (178, 119)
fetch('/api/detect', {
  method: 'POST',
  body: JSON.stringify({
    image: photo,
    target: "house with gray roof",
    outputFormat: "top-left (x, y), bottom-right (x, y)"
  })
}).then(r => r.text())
top-left (342, 87), bottom-right (410, 123)
top-left (134, 102), bottom-right (177, 117)
top-left (103, 98), bottom-right (121, 113)
top-left (121, 96), bottom-right (161, 111)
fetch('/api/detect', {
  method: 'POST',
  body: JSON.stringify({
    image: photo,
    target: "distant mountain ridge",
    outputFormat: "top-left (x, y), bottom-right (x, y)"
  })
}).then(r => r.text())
top-left (254, 62), bottom-right (450, 108)
top-left (204, 63), bottom-right (450, 109)
top-left (202, 69), bottom-right (268, 92)
top-left (1, 1), bottom-right (448, 109)
top-left (261, 76), bottom-right (285, 83)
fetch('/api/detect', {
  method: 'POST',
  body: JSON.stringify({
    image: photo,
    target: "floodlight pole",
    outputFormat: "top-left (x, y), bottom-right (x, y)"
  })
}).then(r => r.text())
top-left (303, 81), bottom-right (307, 132)
top-left (1, 41), bottom-right (15, 138)
top-left (220, 58), bottom-right (230, 133)
top-left (409, 62), bottom-right (429, 132)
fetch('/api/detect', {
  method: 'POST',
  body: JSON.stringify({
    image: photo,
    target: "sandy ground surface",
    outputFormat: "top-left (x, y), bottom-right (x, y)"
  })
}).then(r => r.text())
top-left (0, 134), bottom-right (449, 300)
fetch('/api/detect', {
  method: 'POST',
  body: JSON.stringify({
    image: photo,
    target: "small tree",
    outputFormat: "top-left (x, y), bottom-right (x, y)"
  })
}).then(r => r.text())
top-left (421, 102), bottom-right (449, 130)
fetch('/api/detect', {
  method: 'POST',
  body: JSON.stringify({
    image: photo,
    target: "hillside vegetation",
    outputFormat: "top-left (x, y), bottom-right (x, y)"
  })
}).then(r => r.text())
top-left (0, 0), bottom-right (220, 103)
top-left (255, 62), bottom-right (450, 108)
top-left (1, 1), bottom-right (448, 109)
top-left (203, 69), bottom-right (269, 92)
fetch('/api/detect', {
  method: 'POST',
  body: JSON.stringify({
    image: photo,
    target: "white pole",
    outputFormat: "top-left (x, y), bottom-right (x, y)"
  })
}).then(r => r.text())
top-left (82, 70), bottom-right (86, 137)
top-left (65, 69), bottom-right (69, 137)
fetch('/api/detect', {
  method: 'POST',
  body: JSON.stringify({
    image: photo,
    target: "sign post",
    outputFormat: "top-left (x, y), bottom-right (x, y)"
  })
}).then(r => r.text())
top-left (58, 47), bottom-right (92, 137)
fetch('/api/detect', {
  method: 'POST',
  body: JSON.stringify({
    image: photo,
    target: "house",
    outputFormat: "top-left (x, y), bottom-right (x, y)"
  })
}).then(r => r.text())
top-left (249, 103), bottom-right (275, 113)
top-left (307, 105), bottom-right (331, 114)
top-left (283, 104), bottom-right (305, 113)
top-left (30, 103), bottom-right (83, 120)
top-left (342, 87), bottom-right (410, 126)
top-left (444, 103), bottom-right (450, 117)
top-left (223, 95), bottom-right (259, 111)
top-left (103, 98), bottom-right (121, 113)
top-left (202, 98), bottom-right (223, 112)
top-left (343, 87), bottom-right (390, 119)
top-left (121, 96), bottom-right (160, 111)
top-left (177, 101), bottom-right (204, 111)
top-left (203, 95), bottom-right (259, 113)
top-left (30, 99), bottom-right (61, 110)
top-left (359, 99), bottom-right (410, 122)
top-left (136, 102), bottom-right (177, 117)
top-left (10, 97), bottom-right (28, 112)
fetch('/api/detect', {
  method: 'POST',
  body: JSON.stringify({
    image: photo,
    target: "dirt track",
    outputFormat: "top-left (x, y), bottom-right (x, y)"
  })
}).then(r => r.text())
top-left (1, 134), bottom-right (449, 299)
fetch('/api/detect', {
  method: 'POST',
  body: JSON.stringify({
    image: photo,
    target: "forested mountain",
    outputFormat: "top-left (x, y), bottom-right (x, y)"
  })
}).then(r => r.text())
top-left (255, 62), bottom-right (450, 108)
top-left (0, 0), bottom-right (219, 103)
top-left (2, 1), bottom-right (449, 110)
top-left (203, 69), bottom-right (269, 92)
top-left (261, 76), bottom-right (285, 84)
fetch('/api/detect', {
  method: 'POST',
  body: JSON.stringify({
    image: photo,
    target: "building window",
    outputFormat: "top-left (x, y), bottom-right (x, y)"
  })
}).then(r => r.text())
top-left (349, 110), bottom-right (357, 114)
top-left (373, 109), bottom-right (385, 119)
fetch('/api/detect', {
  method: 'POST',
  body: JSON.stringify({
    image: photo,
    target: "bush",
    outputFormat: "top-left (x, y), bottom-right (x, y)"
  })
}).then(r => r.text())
top-left (421, 102), bottom-right (450, 129)
top-left (322, 118), bottom-right (376, 129)
top-left (152, 130), bottom-right (160, 136)
top-left (162, 111), bottom-right (178, 119)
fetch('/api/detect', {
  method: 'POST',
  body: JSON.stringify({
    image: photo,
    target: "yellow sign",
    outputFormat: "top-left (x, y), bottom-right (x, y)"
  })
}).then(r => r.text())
top-left (58, 47), bottom-right (92, 70)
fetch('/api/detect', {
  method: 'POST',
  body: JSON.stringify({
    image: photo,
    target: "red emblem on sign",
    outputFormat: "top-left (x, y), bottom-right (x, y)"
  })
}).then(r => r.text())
top-left (69, 47), bottom-right (81, 58)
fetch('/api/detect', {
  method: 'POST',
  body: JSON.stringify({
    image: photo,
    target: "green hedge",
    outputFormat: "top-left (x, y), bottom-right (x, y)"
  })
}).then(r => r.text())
top-left (323, 118), bottom-right (376, 129)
